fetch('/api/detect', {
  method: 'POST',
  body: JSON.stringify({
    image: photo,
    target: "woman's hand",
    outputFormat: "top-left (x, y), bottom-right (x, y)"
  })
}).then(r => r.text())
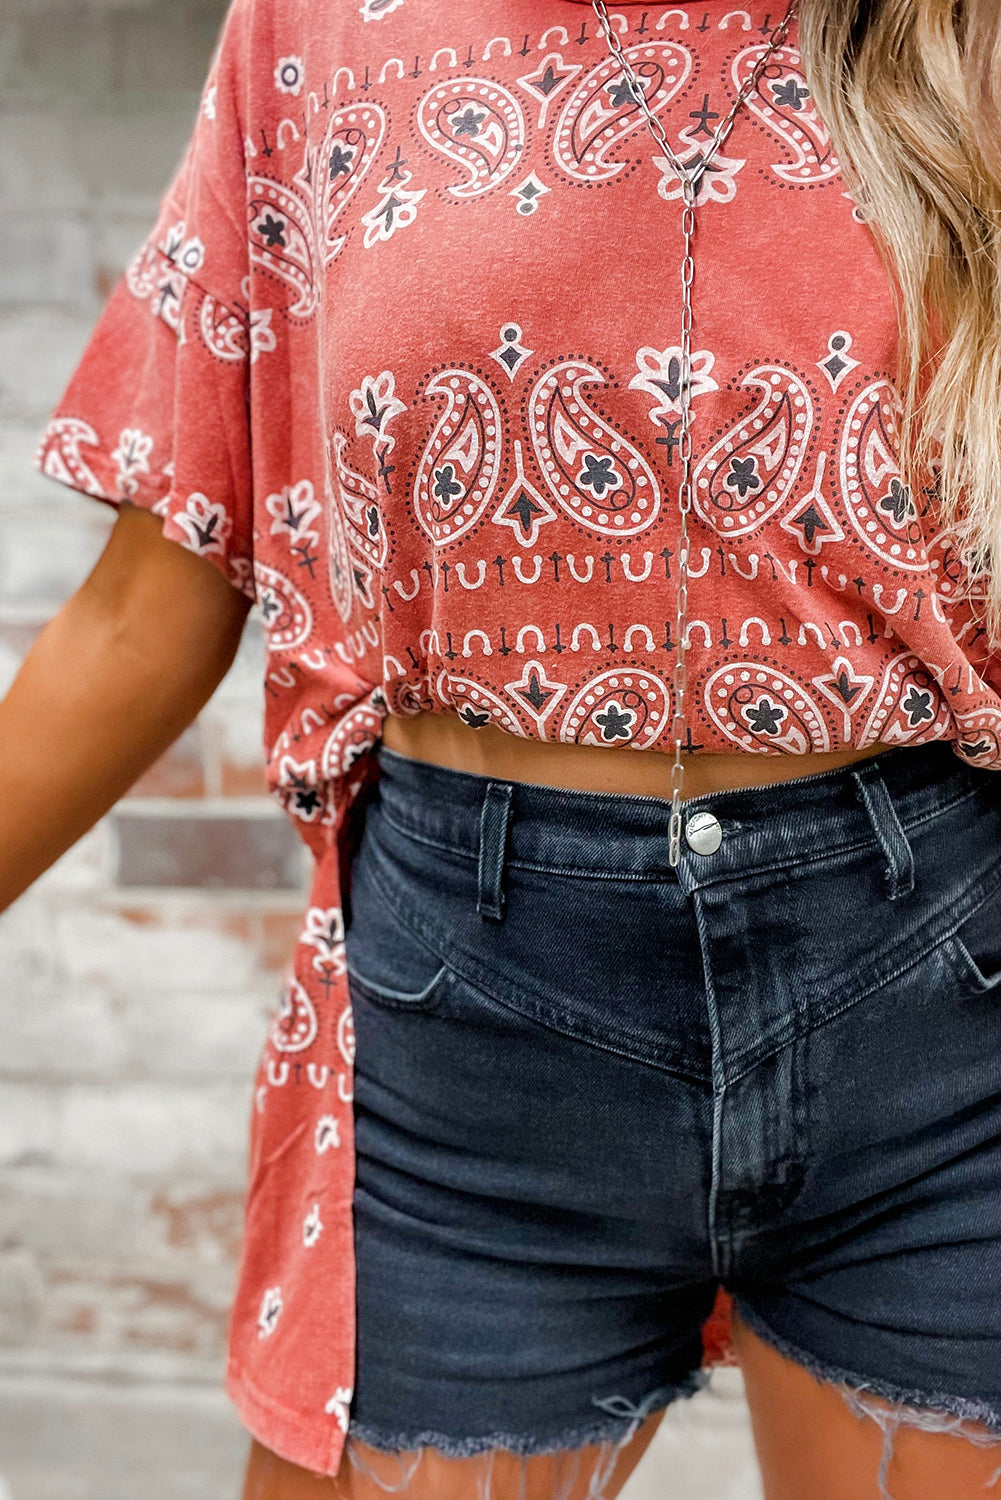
top-left (0, 502), bottom-right (253, 913)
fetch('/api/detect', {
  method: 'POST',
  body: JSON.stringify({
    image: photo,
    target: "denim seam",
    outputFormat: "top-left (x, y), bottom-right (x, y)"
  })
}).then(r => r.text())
top-left (722, 862), bottom-right (1001, 1085)
top-left (688, 792), bottom-right (982, 892)
top-left (376, 808), bottom-right (681, 883)
top-left (356, 853), bottom-right (711, 1083)
top-left (376, 783), bottom-right (985, 887)
top-left (359, 819), bottom-right (1001, 1088)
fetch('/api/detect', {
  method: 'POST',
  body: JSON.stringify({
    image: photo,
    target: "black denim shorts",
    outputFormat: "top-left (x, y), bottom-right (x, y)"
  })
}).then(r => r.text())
top-left (342, 738), bottom-right (1001, 1481)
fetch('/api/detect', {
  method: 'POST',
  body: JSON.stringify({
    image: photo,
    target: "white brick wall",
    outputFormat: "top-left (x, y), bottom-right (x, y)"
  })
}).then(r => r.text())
top-left (0, 3), bottom-right (763, 1496)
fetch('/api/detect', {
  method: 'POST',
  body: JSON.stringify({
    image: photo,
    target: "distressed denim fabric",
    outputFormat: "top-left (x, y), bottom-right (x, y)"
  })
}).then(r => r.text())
top-left (343, 740), bottom-right (1001, 1468)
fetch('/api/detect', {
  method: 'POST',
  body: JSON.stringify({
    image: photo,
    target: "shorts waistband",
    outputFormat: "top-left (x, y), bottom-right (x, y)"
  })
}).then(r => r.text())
top-left (371, 738), bottom-right (984, 892)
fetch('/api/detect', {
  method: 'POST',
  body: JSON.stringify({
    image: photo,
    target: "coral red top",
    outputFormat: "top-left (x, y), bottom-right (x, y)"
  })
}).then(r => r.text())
top-left (36, 0), bottom-right (1001, 1474)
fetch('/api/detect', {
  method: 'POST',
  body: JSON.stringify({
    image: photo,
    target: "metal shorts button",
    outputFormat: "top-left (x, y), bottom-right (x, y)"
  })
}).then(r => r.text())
top-left (685, 810), bottom-right (723, 856)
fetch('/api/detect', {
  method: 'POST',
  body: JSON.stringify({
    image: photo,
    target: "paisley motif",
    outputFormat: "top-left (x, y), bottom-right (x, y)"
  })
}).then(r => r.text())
top-left (320, 689), bottom-right (388, 780)
top-left (839, 381), bottom-right (926, 571)
top-left (199, 295), bottom-right (248, 362)
top-left (331, 432), bottom-right (388, 578)
top-left (249, 105), bottom-right (385, 318)
top-left (125, 240), bottom-right (166, 302)
top-left (442, 672), bottom-right (527, 736)
top-left (735, 44), bottom-right (840, 185)
top-left (248, 177), bottom-right (319, 318)
top-left (253, 563), bottom-right (314, 651)
top-left (559, 668), bottom-right (671, 749)
top-left (384, 678), bottom-right (434, 717)
top-left (703, 661), bottom-right (833, 753)
top-left (36, 418), bottom-right (103, 498)
top-left (529, 362), bottom-right (661, 537)
top-left (413, 372), bottom-right (503, 544)
top-left (326, 462), bottom-right (355, 625)
top-left (552, 42), bottom-right (692, 184)
top-left (312, 106), bottom-right (387, 257)
top-left (860, 654), bottom-right (951, 747)
top-left (269, 977), bottom-right (318, 1053)
top-left (952, 704), bottom-right (1001, 765)
top-left (337, 1006), bottom-right (355, 1069)
top-left (693, 366), bottom-right (813, 536)
top-left (416, 79), bottom-right (526, 198)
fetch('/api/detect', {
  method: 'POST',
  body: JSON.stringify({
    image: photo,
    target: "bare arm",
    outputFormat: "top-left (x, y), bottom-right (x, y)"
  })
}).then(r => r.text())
top-left (0, 503), bottom-right (253, 913)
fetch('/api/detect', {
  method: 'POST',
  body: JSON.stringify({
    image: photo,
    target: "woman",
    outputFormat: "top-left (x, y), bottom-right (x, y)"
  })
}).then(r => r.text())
top-left (7, 0), bottom-right (1001, 1494)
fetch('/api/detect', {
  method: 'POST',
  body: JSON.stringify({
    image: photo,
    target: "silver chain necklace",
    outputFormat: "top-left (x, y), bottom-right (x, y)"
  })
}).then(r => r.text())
top-left (591, 0), bottom-right (798, 865)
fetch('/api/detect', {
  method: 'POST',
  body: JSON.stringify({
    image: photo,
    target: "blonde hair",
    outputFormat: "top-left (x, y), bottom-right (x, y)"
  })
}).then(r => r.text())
top-left (798, 0), bottom-right (1001, 642)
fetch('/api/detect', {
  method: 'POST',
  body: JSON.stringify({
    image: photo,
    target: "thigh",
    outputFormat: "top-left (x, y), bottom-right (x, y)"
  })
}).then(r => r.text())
top-left (733, 1314), bottom-right (1001, 1500)
top-left (239, 1418), bottom-right (665, 1500)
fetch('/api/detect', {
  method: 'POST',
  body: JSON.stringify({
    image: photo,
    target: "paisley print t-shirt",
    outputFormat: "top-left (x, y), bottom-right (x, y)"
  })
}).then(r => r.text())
top-left (34, 0), bottom-right (1001, 1474)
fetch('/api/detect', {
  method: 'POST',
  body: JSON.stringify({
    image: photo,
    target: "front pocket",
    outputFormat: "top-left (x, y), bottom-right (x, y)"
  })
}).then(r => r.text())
top-left (946, 890), bottom-right (1001, 993)
top-left (344, 839), bottom-right (451, 1012)
top-left (347, 956), bottom-right (449, 1011)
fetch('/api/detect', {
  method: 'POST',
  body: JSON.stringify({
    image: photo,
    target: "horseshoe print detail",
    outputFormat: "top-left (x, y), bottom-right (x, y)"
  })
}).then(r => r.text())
top-left (693, 366), bottom-right (813, 536)
top-left (417, 79), bottom-right (526, 198)
top-left (529, 362), bottom-right (661, 537)
top-left (559, 668), bottom-right (671, 749)
top-left (839, 381), bottom-right (926, 571)
top-left (552, 42), bottom-right (692, 184)
top-left (414, 372), bottom-right (503, 544)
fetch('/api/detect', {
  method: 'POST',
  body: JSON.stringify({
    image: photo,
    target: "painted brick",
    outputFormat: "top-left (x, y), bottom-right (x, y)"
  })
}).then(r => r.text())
top-left (0, 976), bottom-right (267, 1081)
top-left (0, 985), bottom-right (129, 1078)
top-left (0, 1168), bottom-right (146, 1266)
top-left (1, 16), bottom-right (117, 103)
top-left (256, 907), bottom-right (307, 975)
top-left (0, 1248), bottom-right (45, 1346)
top-left (127, 725), bottom-right (207, 800)
top-left (0, 112), bottom-right (95, 216)
top-left (0, 308), bottom-right (105, 422)
top-left (0, 1080), bottom-right (252, 1176)
top-left (0, 214), bottom-right (95, 309)
top-left (111, 810), bottom-right (306, 890)
top-left (143, 1183), bottom-right (246, 1267)
top-left (0, 508), bottom-right (111, 607)
top-left (51, 901), bottom-right (269, 991)
top-left (30, 822), bottom-right (114, 896)
top-left (0, 1373), bottom-right (248, 1500)
top-left (39, 1263), bottom-right (236, 1359)
top-left (0, 1168), bottom-right (243, 1270)
top-left (0, 423), bottom-right (78, 511)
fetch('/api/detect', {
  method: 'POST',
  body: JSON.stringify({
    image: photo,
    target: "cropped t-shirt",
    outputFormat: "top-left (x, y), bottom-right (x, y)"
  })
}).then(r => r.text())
top-left (35, 0), bottom-right (1001, 1474)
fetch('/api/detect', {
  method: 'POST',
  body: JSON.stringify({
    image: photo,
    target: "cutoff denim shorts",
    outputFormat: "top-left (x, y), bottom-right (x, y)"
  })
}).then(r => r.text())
top-left (342, 738), bottom-right (1001, 1461)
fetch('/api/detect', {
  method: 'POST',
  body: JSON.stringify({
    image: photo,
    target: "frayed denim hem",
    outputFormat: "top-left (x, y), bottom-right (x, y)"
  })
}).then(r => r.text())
top-left (733, 1295), bottom-right (1001, 1500)
top-left (343, 1367), bottom-right (709, 1496)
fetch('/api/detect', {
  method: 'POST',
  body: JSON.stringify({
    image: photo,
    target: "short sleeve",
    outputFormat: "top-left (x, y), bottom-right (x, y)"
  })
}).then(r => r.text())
top-left (34, 0), bottom-right (256, 599)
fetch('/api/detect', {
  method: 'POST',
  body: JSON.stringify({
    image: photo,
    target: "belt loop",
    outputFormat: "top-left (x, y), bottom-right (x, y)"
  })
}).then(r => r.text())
top-left (477, 781), bottom-right (514, 922)
top-left (851, 764), bottom-right (915, 901)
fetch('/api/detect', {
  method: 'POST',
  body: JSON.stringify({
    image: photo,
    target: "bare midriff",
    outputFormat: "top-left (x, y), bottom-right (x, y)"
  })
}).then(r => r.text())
top-left (381, 712), bottom-right (893, 801)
